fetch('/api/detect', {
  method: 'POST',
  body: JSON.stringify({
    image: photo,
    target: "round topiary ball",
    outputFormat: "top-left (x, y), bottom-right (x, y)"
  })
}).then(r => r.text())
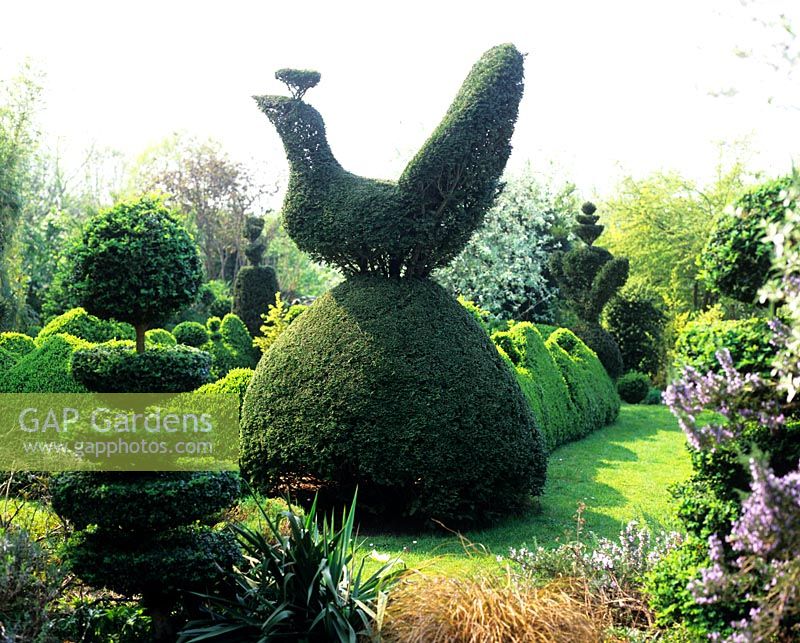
top-left (617, 371), bottom-right (650, 404)
top-left (173, 321), bottom-right (210, 348)
top-left (240, 275), bottom-right (546, 526)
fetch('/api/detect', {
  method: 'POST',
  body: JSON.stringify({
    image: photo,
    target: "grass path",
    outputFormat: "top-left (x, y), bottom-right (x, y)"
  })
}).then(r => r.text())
top-left (361, 404), bottom-right (693, 576)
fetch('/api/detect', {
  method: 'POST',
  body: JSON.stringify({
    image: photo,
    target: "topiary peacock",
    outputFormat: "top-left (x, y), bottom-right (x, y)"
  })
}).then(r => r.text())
top-left (242, 44), bottom-right (547, 525)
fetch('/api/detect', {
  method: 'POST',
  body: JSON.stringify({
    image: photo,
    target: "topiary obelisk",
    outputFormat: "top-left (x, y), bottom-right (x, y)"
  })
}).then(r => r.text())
top-left (242, 45), bottom-right (546, 525)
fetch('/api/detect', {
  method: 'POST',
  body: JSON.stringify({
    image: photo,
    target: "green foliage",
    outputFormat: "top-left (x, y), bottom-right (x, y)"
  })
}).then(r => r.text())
top-left (0, 333), bottom-right (90, 393)
top-left (38, 307), bottom-right (135, 343)
top-left (71, 343), bottom-right (211, 393)
top-left (68, 195), bottom-right (202, 351)
top-left (494, 322), bottom-right (581, 452)
top-left (253, 292), bottom-right (307, 354)
top-left (275, 68), bottom-right (322, 100)
top-left (145, 328), bottom-right (176, 347)
top-left (673, 316), bottom-right (773, 376)
top-left (195, 368), bottom-right (254, 413)
top-left (572, 320), bottom-right (624, 379)
top-left (173, 321), bottom-right (209, 348)
top-left (232, 265), bottom-right (279, 337)
top-left (603, 285), bottom-right (666, 378)
top-left (171, 280), bottom-right (233, 327)
top-left (0, 331), bottom-right (35, 359)
top-left (0, 525), bottom-right (63, 643)
top-left (601, 163), bottom-right (750, 313)
top-left (203, 314), bottom-right (258, 380)
top-left (241, 275), bottom-right (546, 525)
top-left (457, 296), bottom-right (493, 334)
top-left (435, 167), bottom-right (576, 321)
top-left (617, 371), bottom-right (650, 404)
top-left (179, 492), bottom-right (405, 643)
top-left (700, 175), bottom-right (794, 303)
top-left (51, 599), bottom-right (152, 643)
top-left (255, 44), bottom-right (524, 277)
top-left (545, 328), bottom-right (620, 435)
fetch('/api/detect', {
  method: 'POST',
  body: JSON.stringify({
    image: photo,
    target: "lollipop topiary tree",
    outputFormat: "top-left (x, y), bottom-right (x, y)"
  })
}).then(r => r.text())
top-left (550, 202), bottom-right (629, 378)
top-left (52, 195), bottom-right (239, 641)
top-left (232, 215), bottom-right (279, 336)
top-left (242, 44), bottom-right (546, 526)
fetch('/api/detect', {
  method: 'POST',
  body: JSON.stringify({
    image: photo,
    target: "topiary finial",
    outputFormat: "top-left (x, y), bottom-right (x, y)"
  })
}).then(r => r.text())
top-left (574, 200), bottom-right (604, 246)
top-left (275, 68), bottom-right (321, 100)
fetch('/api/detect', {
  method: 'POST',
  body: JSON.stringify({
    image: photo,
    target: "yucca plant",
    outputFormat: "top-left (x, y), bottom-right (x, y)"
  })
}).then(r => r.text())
top-left (178, 491), bottom-right (405, 643)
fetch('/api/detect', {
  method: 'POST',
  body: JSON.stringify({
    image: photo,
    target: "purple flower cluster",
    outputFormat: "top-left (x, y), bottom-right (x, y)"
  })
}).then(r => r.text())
top-left (664, 349), bottom-right (785, 451)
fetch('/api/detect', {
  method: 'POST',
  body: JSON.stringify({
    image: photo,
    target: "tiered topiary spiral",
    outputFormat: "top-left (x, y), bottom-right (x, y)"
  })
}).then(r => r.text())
top-left (550, 202), bottom-right (629, 378)
top-left (242, 44), bottom-right (546, 526)
top-left (51, 197), bottom-right (240, 641)
top-left (232, 215), bottom-right (279, 336)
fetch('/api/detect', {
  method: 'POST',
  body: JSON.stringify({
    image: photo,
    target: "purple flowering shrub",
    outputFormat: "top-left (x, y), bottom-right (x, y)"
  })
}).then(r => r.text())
top-left (659, 180), bottom-right (800, 641)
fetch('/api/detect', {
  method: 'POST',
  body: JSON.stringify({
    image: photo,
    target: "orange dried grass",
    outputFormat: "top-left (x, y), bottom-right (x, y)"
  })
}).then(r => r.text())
top-left (379, 572), bottom-right (612, 643)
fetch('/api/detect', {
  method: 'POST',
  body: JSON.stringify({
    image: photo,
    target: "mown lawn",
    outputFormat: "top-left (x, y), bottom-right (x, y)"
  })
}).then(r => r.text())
top-left (359, 404), bottom-right (693, 576)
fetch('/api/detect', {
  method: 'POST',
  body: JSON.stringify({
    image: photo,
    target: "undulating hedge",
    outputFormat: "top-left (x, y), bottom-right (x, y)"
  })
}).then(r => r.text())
top-left (545, 328), bottom-right (620, 435)
top-left (673, 317), bottom-right (773, 376)
top-left (241, 275), bottom-right (546, 526)
top-left (0, 334), bottom-right (91, 393)
top-left (71, 343), bottom-right (211, 393)
top-left (491, 323), bottom-right (579, 452)
top-left (38, 308), bottom-right (135, 344)
top-left (0, 332), bottom-right (35, 360)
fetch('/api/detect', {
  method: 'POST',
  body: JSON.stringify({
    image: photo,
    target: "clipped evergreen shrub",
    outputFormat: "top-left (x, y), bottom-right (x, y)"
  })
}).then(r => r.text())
top-left (232, 265), bottom-right (279, 337)
top-left (241, 276), bottom-right (546, 525)
top-left (195, 368), bottom-right (254, 413)
top-left (545, 328), bottom-right (620, 434)
top-left (170, 280), bottom-right (233, 326)
top-left (572, 320), bottom-right (624, 380)
top-left (0, 332), bottom-right (35, 359)
top-left (673, 317), bottom-right (772, 376)
top-left (173, 321), bottom-right (209, 348)
top-left (38, 307), bottom-right (135, 344)
top-left (145, 328), bottom-right (176, 347)
top-left (0, 334), bottom-right (91, 393)
top-left (700, 175), bottom-right (793, 303)
top-left (203, 314), bottom-right (257, 380)
top-left (604, 285), bottom-right (666, 378)
top-left (71, 344), bottom-right (211, 393)
top-left (617, 371), bottom-right (650, 404)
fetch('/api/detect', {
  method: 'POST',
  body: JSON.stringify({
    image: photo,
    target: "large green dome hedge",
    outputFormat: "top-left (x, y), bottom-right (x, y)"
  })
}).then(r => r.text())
top-left (240, 275), bottom-right (546, 525)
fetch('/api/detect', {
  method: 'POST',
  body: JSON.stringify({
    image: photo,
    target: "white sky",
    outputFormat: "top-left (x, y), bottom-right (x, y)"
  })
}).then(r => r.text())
top-left (2, 0), bottom-right (799, 200)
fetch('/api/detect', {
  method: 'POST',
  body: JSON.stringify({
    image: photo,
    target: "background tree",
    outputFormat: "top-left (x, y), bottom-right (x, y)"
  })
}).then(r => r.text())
top-left (0, 65), bottom-right (41, 330)
top-left (550, 202), bottom-right (629, 377)
top-left (600, 159), bottom-right (750, 314)
top-left (68, 195), bottom-right (203, 352)
top-left (435, 166), bottom-right (575, 322)
top-left (128, 134), bottom-right (271, 283)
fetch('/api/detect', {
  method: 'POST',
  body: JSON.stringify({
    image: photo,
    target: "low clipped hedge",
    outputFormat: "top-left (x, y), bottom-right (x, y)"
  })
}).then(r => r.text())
top-left (492, 323), bottom-right (579, 452)
top-left (0, 332), bottom-right (35, 360)
top-left (673, 317), bottom-right (772, 376)
top-left (38, 308), bottom-right (135, 344)
top-left (195, 368), bottom-right (254, 413)
top-left (144, 328), bottom-right (176, 347)
top-left (0, 334), bottom-right (91, 393)
top-left (71, 344), bottom-right (212, 393)
top-left (545, 328), bottom-right (620, 436)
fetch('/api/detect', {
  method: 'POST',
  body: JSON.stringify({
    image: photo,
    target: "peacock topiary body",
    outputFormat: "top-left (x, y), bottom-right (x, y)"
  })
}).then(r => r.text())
top-left (242, 44), bottom-right (546, 525)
